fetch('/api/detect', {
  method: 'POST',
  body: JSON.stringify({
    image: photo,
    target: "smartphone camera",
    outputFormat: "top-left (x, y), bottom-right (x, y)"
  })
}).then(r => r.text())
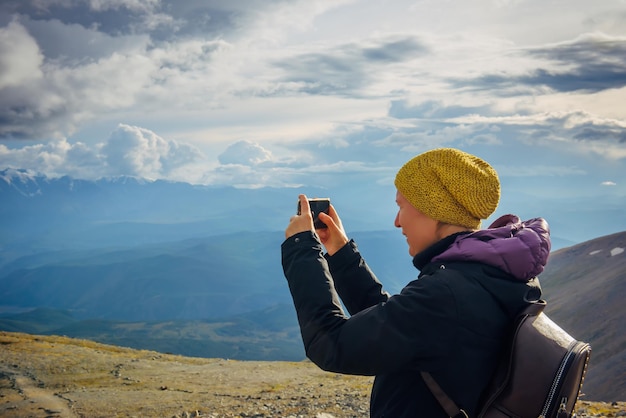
top-left (297, 198), bottom-right (330, 229)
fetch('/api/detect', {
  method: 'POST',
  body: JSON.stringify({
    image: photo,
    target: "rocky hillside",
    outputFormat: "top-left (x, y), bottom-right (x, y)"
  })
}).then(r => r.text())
top-left (1, 332), bottom-right (624, 418)
top-left (540, 230), bottom-right (626, 401)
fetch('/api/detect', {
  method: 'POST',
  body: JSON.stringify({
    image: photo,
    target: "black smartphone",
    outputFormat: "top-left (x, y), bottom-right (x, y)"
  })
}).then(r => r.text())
top-left (297, 198), bottom-right (330, 229)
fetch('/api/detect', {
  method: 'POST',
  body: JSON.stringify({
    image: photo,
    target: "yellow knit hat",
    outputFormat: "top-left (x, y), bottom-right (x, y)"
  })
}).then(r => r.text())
top-left (394, 148), bottom-right (500, 229)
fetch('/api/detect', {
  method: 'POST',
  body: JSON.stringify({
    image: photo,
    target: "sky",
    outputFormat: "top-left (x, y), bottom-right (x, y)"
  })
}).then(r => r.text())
top-left (1, 0), bottom-right (626, 240)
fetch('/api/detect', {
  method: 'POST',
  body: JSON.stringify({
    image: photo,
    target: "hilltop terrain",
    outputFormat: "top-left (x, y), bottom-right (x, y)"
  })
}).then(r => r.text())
top-left (1, 332), bottom-right (624, 418)
top-left (0, 332), bottom-right (371, 418)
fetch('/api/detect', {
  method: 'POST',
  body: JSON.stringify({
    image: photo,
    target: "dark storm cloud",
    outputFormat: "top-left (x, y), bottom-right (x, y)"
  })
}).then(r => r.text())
top-left (0, 0), bottom-right (290, 41)
top-left (20, 16), bottom-right (148, 62)
top-left (572, 124), bottom-right (626, 144)
top-left (473, 112), bottom-right (626, 148)
top-left (451, 34), bottom-right (626, 94)
top-left (275, 36), bottom-right (428, 96)
top-left (518, 67), bottom-right (626, 93)
top-left (523, 35), bottom-right (626, 92)
top-left (519, 112), bottom-right (626, 146)
top-left (0, 17), bottom-right (156, 140)
top-left (0, 1), bottom-right (155, 35)
top-left (361, 38), bottom-right (428, 63)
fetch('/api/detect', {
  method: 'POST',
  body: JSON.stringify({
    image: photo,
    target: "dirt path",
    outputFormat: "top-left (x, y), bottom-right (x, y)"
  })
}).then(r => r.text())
top-left (0, 365), bottom-right (78, 418)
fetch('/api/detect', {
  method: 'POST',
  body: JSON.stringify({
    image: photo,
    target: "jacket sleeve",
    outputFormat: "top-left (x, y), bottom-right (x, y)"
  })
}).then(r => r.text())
top-left (281, 231), bottom-right (457, 376)
top-left (324, 239), bottom-right (390, 315)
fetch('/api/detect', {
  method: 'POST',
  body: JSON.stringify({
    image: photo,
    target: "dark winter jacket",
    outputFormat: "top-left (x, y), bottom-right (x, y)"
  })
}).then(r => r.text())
top-left (281, 214), bottom-right (551, 417)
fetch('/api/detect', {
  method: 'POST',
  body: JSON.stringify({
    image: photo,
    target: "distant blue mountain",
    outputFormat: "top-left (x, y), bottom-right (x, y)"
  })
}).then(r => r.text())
top-left (1, 169), bottom-right (623, 321)
top-left (3, 169), bottom-right (624, 256)
top-left (0, 229), bottom-right (414, 321)
top-left (0, 168), bottom-right (304, 254)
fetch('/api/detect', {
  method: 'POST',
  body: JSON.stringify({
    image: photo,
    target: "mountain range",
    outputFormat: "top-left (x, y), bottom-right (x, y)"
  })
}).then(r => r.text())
top-left (0, 168), bottom-right (611, 255)
top-left (0, 169), bottom-right (624, 401)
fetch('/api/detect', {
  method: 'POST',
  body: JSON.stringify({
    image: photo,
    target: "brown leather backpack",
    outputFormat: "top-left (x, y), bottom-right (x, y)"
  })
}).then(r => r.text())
top-left (422, 300), bottom-right (591, 418)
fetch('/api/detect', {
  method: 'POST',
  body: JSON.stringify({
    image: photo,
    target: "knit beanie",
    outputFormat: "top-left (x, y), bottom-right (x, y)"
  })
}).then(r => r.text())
top-left (394, 148), bottom-right (500, 229)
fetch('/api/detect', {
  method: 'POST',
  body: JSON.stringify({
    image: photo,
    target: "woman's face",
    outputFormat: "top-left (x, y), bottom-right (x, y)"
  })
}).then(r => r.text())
top-left (394, 190), bottom-right (440, 257)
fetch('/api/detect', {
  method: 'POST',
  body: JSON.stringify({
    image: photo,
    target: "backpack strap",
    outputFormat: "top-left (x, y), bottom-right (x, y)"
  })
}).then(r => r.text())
top-left (420, 371), bottom-right (469, 418)
top-left (421, 301), bottom-right (545, 418)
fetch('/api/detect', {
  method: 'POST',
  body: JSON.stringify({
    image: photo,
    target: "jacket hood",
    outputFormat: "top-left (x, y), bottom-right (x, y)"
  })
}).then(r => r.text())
top-left (429, 214), bottom-right (551, 281)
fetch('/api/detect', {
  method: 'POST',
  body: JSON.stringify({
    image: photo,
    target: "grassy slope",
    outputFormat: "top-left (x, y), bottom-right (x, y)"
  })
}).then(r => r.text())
top-left (0, 331), bottom-right (623, 418)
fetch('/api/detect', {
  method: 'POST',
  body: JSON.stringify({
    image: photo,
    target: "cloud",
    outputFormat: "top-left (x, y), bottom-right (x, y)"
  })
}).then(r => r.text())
top-left (218, 140), bottom-right (274, 166)
top-left (207, 164), bottom-right (289, 189)
top-left (453, 33), bottom-right (626, 94)
top-left (0, 21), bottom-right (43, 89)
top-left (0, 0), bottom-right (624, 198)
top-left (20, 15), bottom-right (150, 62)
top-left (0, 2), bottom-right (334, 140)
top-left (1, 0), bottom-right (170, 36)
top-left (500, 165), bottom-right (587, 177)
top-left (0, 19), bottom-right (157, 140)
top-left (101, 124), bottom-right (203, 178)
top-left (572, 123), bottom-right (626, 143)
top-left (274, 34), bottom-right (428, 96)
top-left (0, 138), bottom-right (98, 178)
top-left (388, 99), bottom-right (492, 120)
top-left (0, 124), bottom-right (203, 180)
top-left (0, 0), bottom-right (295, 40)
top-left (441, 110), bottom-right (626, 153)
top-left (601, 181), bottom-right (617, 186)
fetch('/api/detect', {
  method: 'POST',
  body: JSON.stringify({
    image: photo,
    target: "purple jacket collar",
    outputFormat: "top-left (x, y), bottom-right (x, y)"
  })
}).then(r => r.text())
top-left (427, 214), bottom-right (551, 281)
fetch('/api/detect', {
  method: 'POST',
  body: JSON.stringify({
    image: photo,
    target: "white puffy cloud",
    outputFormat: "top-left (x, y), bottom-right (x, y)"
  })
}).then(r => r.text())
top-left (0, 138), bottom-right (98, 178)
top-left (218, 140), bottom-right (274, 166)
top-left (0, 124), bottom-right (203, 180)
top-left (100, 124), bottom-right (203, 178)
top-left (0, 21), bottom-right (43, 89)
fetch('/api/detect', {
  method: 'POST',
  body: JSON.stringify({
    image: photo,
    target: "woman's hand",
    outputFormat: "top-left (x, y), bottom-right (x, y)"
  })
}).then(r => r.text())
top-left (285, 194), bottom-right (316, 239)
top-left (316, 202), bottom-right (349, 256)
top-left (285, 195), bottom-right (349, 256)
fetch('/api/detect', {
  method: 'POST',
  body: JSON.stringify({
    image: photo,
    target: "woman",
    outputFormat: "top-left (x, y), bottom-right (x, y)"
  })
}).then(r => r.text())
top-left (281, 148), bottom-right (551, 417)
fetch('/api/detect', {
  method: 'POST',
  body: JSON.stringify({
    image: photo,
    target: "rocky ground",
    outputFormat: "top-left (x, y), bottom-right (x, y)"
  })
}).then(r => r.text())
top-left (0, 332), bottom-right (623, 418)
